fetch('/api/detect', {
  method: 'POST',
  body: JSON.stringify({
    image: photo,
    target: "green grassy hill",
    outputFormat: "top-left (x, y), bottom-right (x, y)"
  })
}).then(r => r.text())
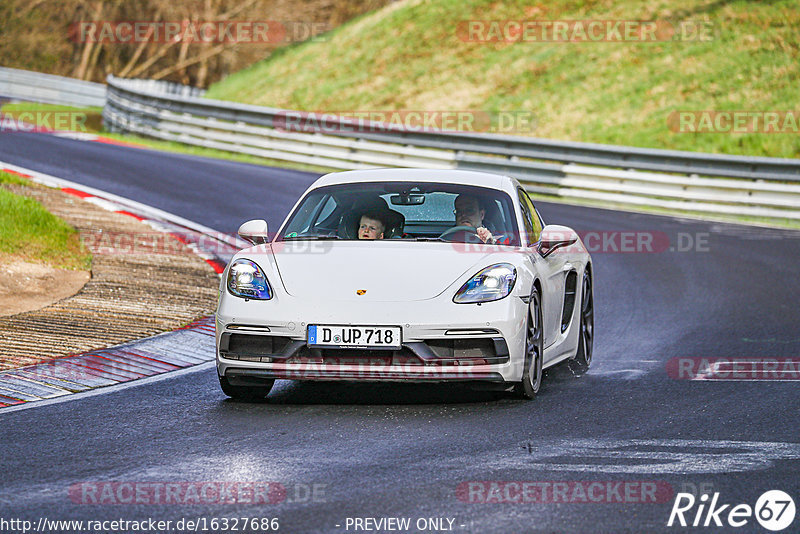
top-left (206, 0), bottom-right (800, 158)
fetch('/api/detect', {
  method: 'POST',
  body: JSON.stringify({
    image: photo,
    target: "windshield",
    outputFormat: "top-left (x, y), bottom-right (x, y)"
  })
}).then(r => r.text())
top-left (278, 181), bottom-right (520, 245)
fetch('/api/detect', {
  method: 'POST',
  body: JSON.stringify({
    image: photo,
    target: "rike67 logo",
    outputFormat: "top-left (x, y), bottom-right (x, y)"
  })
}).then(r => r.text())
top-left (668, 490), bottom-right (795, 531)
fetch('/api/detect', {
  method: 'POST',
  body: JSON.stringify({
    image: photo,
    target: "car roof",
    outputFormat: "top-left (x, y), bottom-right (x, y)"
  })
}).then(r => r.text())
top-left (311, 168), bottom-right (513, 190)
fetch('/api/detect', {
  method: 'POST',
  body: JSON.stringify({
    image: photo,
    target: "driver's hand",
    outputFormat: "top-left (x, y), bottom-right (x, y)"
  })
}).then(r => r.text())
top-left (476, 226), bottom-right (495, 244)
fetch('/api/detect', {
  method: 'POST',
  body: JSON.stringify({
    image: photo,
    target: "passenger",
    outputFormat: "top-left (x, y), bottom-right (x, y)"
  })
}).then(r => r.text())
top-left (358, 210), bottom-right (387, 240)
top-left (453, 194), bottom-right (495, 243)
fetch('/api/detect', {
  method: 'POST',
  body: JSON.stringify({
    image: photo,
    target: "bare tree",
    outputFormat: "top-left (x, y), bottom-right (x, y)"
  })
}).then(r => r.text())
top-left (0, 0), bottom-right (394, 88)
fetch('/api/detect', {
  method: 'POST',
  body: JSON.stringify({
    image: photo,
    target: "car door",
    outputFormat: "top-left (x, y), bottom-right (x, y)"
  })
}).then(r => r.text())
top-left (518, 188), bottom-right (566, 352)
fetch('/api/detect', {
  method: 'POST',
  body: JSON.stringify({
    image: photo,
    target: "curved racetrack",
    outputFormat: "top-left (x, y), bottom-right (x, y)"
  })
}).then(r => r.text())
top-left (1, 132), bottom-right (799, 533)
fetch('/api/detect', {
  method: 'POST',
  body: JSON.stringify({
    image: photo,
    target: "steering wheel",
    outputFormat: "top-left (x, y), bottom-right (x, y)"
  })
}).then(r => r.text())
top-left (439, 225), bottom-right (483, 243)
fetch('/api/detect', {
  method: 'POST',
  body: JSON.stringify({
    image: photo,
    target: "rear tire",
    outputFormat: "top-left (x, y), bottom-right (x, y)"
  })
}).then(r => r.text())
top-left (569, 270), bottom-right (593, 374)
top-left (219, 375), bottom-right (274, 400)
top-left (515, 286), bottom-right (543, 399)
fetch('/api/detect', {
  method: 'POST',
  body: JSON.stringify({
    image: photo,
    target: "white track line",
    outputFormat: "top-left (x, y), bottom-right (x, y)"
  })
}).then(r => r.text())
top-left (0, 362), bottom-right (215, 415)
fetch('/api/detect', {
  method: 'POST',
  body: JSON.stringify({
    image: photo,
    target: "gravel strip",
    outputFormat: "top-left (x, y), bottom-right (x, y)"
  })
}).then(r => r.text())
top-left (0, 184), bottom-right (219, 370)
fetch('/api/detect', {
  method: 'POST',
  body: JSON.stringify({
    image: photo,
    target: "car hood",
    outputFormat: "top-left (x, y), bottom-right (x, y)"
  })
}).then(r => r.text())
top-left (267, 240), bottom-right (496, 302)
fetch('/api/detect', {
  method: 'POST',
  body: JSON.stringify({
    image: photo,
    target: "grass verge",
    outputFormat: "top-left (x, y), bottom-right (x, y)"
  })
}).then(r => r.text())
top-left (0, 171), bottom-right (92, 270)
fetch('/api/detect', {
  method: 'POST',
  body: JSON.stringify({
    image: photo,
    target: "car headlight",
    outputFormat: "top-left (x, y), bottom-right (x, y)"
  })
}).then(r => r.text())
top-left (454, 263), bottom-right (517, 304)
top-left (227, 259), bottom-right (272, 300)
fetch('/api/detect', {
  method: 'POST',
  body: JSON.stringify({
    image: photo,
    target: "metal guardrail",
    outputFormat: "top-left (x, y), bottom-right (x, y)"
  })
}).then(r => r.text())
top-left (103, 75), bottom-right (800, 221)
top-left (0, 67), bottom-right (106, 108)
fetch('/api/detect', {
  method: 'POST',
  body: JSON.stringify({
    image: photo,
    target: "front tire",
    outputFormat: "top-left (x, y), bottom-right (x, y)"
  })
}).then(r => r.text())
top-left (219, 375), bottom-right (274, 400)
top-left (515, 286), bottom-right (543, 399)
top-left (569, 269), bottom-right (593, 374)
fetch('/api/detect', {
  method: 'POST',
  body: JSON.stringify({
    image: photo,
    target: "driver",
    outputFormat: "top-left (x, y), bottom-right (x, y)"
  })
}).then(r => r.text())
top-left (453, 194), bottom-right (495, 244)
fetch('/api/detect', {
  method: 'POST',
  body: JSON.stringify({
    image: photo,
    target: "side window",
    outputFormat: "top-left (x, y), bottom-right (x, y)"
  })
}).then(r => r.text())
top-left (522, 190), bottom-right (543, 242)
top-left (316, 195), bottom-right (337, 221)
top-left (282, 192), bottom-right (339, 237)
top-left (517, 188), bottom-right (536, 245)
top-left (283, 191), bottom-right (325, 236)
top-left (312, 195), bottom-right (338, 230)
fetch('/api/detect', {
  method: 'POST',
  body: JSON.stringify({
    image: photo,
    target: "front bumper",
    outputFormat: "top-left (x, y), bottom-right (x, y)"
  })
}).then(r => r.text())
top-left (215, 293), bottom-right (528, 384)
top-left (224, 365), bottom-right (506, 384)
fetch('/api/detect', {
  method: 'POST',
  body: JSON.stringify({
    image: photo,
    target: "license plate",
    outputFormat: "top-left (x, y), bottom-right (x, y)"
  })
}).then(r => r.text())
top-left (307, 325), bottom-right (401, 350)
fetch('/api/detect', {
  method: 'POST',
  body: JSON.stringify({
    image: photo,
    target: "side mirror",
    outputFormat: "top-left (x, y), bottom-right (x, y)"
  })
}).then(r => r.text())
top-left (238, 219), bottom-right (269, 246)
top-left (537, 225), bottom-right (578, 258)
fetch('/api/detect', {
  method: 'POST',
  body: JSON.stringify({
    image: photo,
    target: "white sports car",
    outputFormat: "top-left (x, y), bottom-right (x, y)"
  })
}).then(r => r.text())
top-left (215, 168), bottom-right (593, 399)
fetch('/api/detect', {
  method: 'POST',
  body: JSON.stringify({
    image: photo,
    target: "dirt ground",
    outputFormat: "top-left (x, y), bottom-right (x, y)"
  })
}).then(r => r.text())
top-left (0, 258), bottom-right (90, 317)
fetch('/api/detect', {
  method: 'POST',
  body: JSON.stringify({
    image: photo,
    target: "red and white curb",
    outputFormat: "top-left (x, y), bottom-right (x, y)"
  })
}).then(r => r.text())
top-left (0, 317), bottom-right (215, 408)
top-left (0, 160), bottom-right (246, 410)
top-left (56, 184), bottom-right (230, 274)
top-left (0, 162), bottom-right (247, 273)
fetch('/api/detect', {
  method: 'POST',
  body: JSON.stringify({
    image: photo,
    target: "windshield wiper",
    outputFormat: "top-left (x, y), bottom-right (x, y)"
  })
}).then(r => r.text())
top-left (412, 237), bottom-right (446, 242)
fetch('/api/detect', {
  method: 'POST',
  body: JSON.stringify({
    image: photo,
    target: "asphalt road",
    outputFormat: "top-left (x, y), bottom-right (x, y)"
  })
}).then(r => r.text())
top-left (1, 132), bottom-right (799, 533)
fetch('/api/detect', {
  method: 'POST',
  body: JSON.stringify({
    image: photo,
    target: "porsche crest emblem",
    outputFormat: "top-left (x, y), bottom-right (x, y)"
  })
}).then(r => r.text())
top-left (356, 289), bottom-right (367, 296)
